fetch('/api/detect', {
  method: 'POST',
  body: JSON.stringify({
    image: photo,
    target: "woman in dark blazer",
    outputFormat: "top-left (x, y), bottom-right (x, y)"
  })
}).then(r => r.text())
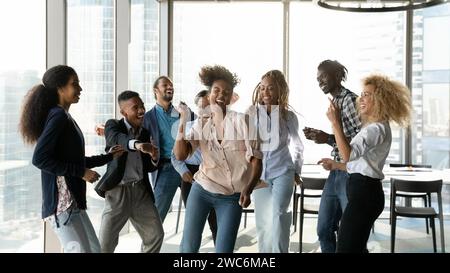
top-left (19, 65), bottom-right (123, 253)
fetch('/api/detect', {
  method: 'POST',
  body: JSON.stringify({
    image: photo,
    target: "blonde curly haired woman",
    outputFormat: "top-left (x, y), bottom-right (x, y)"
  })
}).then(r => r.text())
top-left (319, 74), bottom-right (412, 253)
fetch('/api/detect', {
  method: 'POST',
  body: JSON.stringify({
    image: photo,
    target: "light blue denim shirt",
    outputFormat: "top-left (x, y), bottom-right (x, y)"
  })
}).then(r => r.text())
top-left (256, 106), bottom-right (304, 181)
top-left (171, 120), bottom-right (202, 176)
top-left (155, 103), bottom-right (179, 159)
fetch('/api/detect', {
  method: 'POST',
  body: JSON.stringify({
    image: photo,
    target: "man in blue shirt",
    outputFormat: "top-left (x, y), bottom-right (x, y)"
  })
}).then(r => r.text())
top-left (143, 76), bottom-right (191, 222)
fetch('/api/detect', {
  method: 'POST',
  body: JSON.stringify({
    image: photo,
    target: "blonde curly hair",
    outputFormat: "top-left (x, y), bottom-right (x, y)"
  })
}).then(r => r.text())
top-left (361, 74), bottom-right (412, 127)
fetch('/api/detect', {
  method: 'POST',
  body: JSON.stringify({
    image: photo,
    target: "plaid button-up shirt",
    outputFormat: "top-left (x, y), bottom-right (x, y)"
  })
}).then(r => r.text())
top-left (329, 87), bottom-right (362, 162)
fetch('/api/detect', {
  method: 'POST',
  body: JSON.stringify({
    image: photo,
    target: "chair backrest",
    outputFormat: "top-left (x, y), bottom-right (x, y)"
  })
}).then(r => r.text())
top-left (392, 178), bottom-right (442, 194)
top-left (389, 163), bottom-right (432, 168)
top-left (301, 177), bottom-right (326, 190)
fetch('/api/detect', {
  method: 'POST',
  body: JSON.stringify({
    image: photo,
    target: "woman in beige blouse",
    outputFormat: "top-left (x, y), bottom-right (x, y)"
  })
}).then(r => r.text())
top-left (174, 65), bottom-right (262, 253)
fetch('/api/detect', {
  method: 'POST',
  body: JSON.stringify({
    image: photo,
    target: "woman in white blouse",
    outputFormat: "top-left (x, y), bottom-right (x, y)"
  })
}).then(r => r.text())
top-left (319, 74), bottom-right (411, 252)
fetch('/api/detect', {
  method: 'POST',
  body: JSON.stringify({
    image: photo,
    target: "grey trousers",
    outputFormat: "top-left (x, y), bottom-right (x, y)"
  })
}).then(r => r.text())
top-left (99, 180), bottom-right (164, 253)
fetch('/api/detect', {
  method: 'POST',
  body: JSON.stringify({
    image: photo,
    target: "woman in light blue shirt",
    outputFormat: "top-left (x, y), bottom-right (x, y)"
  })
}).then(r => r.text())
top-left (251, 70), bottom-right (304, 253)
top-left (319, 74), bottom-right (411, 252)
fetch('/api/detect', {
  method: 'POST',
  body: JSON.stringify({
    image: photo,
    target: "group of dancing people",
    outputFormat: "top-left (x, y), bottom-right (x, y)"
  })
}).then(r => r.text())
top-left (19, 59), bottom-right (411, 253)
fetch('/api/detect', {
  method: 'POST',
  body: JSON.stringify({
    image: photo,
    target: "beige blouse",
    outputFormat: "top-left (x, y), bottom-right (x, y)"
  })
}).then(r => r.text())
top-left (186, 111), bottom-right (262, 195)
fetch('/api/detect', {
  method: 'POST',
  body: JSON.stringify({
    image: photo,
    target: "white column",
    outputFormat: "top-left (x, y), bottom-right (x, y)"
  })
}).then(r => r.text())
top-left (45, 0), bottom-right (67, 253)
top-left (159, 0), bottom-right (173, 77)
top-left (116, 0), bottom-right (130, 118)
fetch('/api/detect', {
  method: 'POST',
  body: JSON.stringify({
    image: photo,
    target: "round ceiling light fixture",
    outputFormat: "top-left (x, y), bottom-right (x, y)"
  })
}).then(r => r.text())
top-left (315, 0), bottom-right (449, 12)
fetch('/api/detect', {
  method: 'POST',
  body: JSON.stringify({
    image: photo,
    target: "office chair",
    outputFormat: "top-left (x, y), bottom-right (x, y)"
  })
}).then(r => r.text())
top-left (390, 178), bottom-right (445, 253)
top-left (293, 177), bottom-right (326, 252)
top-left (389, 163), bottom-right (432, 234)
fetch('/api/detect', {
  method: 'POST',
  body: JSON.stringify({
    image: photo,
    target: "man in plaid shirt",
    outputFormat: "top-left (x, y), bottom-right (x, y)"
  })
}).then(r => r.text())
top-left (303, 60), bottom-right (361, 253)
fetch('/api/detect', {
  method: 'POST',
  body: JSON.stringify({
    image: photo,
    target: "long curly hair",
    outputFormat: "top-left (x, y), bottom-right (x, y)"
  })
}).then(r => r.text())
top-left (198, 65), bottom-right (240, 89)
top-left (361, 74), bottom-right (411, 127)
top-left (19, 65), bottom-right (77, 144)
top-left (252, 70), bottom-right (290, 120)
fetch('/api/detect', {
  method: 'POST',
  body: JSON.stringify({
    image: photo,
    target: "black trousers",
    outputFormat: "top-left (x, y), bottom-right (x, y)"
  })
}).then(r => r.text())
top-left (336, 173), bottom-right (385, 253)
top-left (180, 164), bottom-right (218, 244)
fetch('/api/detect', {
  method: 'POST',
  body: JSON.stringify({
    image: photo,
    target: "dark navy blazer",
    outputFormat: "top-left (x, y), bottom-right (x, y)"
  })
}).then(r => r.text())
top-left (94, 118), bottom-right (157, 198)
top-left (32, 107), bottom-right (112, 218)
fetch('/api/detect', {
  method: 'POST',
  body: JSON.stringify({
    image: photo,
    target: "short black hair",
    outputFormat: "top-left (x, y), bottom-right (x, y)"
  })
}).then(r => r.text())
top-left (194, 90), bottom-right (209, 105)
top-left (118, 90), bottom-right (140, 103)
top-left (318, 60), bottom-right (348, 82)
top-left (153, 76), bottom-right (171, 89)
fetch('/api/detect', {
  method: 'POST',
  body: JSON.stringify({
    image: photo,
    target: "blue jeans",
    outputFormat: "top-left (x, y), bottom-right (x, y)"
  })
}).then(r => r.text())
top-left (180, 183), bottom-right (242, 253)
top-left (254, 169), bottom-right (295, 253)
top-left (317, 169), bottom-right (349, 253)
top-left (48, 207), bottom-right (100, 253)
top-left (153, 162), bottom-right (182, 222)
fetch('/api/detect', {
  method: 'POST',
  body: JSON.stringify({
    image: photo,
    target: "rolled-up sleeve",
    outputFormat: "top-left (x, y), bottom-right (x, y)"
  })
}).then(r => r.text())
top-left (245, 141), bottom-right (263, 162)
top-left (243, 112), bottom-right (263, 162)
top-left (287, 112), bottom-right (304, 174)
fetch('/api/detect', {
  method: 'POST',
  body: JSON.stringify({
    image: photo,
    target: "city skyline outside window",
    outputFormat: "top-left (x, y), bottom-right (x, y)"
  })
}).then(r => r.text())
top-left (0, 0), bottom-right (45, 252)
top-left (290, 2), bottom-right (406, 164)
top-left (172, 2), bottom-right (284, 112)
top-left (129, 0), bottom-right (160, 106)
top-left (412, 3), bottom-right (450, 169)
top-left (67, 0), bottom-right (115, 233)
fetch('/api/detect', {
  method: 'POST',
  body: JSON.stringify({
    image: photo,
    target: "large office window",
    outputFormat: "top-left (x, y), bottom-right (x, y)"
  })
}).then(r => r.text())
top-left (67, 0), bottom-right (115, 231)
top-left (412, 3), bottom-right (450, 169)
top-left (129, 0), bottom-right (159, 106)
top-left (0, 0), bottom-right (45, 252)
top-left (173, 1), bottom-right (283, 112)
top-left (289, 2), bottom-right (406, 164)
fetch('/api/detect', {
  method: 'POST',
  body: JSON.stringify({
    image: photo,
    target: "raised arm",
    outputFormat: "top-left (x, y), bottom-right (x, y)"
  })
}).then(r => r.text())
top-left (327, 99), bottom-right (351, 162)
top-left (174, 103), bottom-right (198, 161)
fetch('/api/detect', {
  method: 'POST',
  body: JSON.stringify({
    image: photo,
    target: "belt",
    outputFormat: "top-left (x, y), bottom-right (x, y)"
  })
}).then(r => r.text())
top-left (119, 179), bottom-right (143, 187)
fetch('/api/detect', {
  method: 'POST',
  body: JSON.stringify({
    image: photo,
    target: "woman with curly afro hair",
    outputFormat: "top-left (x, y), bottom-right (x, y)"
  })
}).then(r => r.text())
top-left (174, 65), bottom-right (263, 253)
top-left (319, 74), bottom-right (412, 252)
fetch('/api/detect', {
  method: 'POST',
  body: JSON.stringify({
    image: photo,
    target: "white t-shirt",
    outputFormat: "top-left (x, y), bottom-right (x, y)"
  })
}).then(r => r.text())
top-left (346, 122), bottom-right (392, 179)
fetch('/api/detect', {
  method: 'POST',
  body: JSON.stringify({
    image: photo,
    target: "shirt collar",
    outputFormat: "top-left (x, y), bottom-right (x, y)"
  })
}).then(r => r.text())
top-left (124, 118), bottom-right (141, 136)
top-left (332, 87), bottom-right (349, 103)
top-left (335, 87), bottom-right (348, 98)
top-left (156, 102), bottom-right (174, 114)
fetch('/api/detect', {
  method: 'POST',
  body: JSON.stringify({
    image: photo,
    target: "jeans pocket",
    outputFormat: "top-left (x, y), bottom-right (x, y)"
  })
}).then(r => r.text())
top-left (57, 206), bottom-right (80, 227)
